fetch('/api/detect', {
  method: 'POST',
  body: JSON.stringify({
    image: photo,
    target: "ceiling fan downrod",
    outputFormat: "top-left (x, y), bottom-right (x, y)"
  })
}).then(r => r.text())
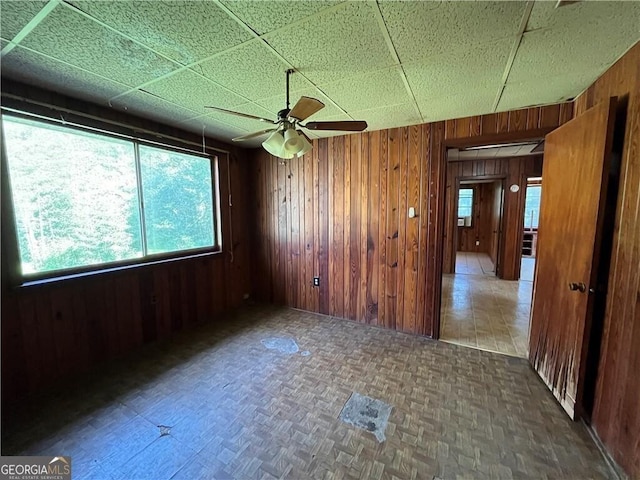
top-left (278, 69), bottom-right (295, 121)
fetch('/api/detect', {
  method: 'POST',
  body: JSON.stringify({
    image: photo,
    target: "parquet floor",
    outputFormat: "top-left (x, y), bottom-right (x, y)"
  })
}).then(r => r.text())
top-left (3, 306), bottom-right (611, 479)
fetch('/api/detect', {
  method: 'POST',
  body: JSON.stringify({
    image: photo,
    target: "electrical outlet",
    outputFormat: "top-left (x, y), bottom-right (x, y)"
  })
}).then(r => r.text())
top-left (313, 277), bottom-right (320, 287)
top-left (475, 241), bottom-right (480, 246)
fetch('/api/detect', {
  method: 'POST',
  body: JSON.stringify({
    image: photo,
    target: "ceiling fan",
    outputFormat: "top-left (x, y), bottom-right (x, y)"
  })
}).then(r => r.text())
top-left (205, 69), bottom-right (368, 159)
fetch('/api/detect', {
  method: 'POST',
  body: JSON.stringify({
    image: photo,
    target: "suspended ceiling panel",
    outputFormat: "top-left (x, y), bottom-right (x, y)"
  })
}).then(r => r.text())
top-left (1, 0), bottom-right (639, 147)
top-left (377, 1), bottom-right (527, 63)
top-left (264, 2), bottom-right (396, 85)
top-left (18, 6), bottom-right (179, 87)
top-left (2, 45), bottom-right (131, 103)
top-left (353, 102), bottom-right (422, 133)
top-left (219, 0), bottom-right (343, 36)
top-left (318, 67), bottom-right (411, 113)
top-left (110, 90), bottom-right (202, 127)
top-left (404, 39), bottom-right (513, 101)
top-left (1, 1), bottom-right (48, 40)
top-left (67, 1), bottom-right (253, 66)
top-left (143, 69), bottom-right (247, 113)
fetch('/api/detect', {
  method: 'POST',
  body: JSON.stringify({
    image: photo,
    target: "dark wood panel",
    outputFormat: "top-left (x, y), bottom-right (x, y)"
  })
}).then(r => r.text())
top-left (575, 42), bottom-right (640, 478)
top-left (456, 183), bottom-right (495, 254)
top-left (249, 103), bottom-right (572, 339)
top-left (529, 98), bottom-right (617, 418)
top-left (1, 83), bottom-right (252, 406)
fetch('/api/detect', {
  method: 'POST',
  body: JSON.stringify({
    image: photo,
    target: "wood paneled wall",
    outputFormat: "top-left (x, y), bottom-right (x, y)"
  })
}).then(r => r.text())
top-left (457, 182), bottom-right (497, 254)
top-left (249, 104), bottom-right (572, 337)
top-left (0, 82), bottom-right (252, 405)
top-left (575, 42), bottom-right (640, 477)
top-left (444, 156), bottom-right (543, 280)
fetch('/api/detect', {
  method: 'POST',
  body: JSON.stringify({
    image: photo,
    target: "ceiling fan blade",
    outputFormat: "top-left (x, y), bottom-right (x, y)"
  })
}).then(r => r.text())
top-left (299, 130), bottom-right (313, 144)
top-left (232, 128), bottom-right (277, 142)
top-left (288, 96), bottom-right (325, 121)
top-left (204, 105), bottom-right (275, 123)
top-left (303, 120), bottom-right (368, 132)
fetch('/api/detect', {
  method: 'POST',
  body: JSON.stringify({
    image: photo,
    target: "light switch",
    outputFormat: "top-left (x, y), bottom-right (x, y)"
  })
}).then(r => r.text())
top-left (408, 207), bottom-right (416, 218)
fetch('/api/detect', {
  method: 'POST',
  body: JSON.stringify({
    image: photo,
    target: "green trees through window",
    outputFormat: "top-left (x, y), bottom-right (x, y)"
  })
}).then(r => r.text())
top-left (3, 115), bottom-right (217, 276)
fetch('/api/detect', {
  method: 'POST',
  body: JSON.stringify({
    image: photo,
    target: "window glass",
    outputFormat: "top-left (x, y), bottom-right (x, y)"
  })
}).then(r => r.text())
top-left (458, 188), bottom-right (474, 219)
top-left (2, 114), bottom-right (218, 278)
top-left (524, 185), bottom-right (541, 229)
top-left (139, 145), bottom-right (214, 254)
top-left (3, 116), bottom-right (142, 274)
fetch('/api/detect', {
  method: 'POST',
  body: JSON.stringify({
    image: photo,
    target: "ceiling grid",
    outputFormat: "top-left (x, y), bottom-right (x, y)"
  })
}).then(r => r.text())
top-left (0, 0), bottom-right (638, 146)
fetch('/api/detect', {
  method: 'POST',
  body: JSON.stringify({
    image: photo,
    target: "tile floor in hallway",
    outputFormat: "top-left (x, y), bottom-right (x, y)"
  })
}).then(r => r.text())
top-left (441, 253), bottom-right (533, 358)
top-left (2, 305), bottom-right (611, 480)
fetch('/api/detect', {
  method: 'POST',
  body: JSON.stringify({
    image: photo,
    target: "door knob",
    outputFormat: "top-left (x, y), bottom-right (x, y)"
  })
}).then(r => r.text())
top-left (568, 282), bottom-right (587, 293)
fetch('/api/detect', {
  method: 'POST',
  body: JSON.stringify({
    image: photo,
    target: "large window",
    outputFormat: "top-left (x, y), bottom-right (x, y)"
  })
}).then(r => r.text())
top-left (2, 114), bottom-right (218, 278)
top-left (524, 184), bottom-right (541, 229)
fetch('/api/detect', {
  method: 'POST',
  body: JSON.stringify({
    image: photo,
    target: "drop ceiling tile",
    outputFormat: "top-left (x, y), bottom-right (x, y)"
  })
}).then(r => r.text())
top-left (379, 1), bottom-right (526, 63)
top-left (404, 39), bottom-right (512, 101)
top-left (187, 103), bottom-right (277, 132)
top-left (68, 0), bottom-right (252, 66)
top-left (509, 4), bottom-right (640, 84)
top-left (197, 41), bottom-right (306, 101)
top-left (20, 6), bottom-right (179, 87)
top-left (144, 70), bottom-right (247, 114)
top-left (498, 73), bottom-right (594, 112)
top-left (417, 86), bottom-right (497, 123)
top-left (219, 0), bottom-right (342, 35)
top-left (110, 90), bottom-right (199, 127)
top-left (318, 66), bottom-right (411, 112)
top-left (264, 2), bottom-right (395, 85)
top-left (527, 0), bottom-right (640, 31)
top-left (0, 1), bottom-right (50, 41)
top-left (351, 103), bottom-right (421, 132)
top-left (2, 45), bottom-right (130, 104)
top-left (179, 116), bottom-right (251, 145)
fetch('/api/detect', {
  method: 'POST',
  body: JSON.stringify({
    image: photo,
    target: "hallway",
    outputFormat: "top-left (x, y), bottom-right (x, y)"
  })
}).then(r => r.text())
top-left (441, 253), bottom-right (533, 358)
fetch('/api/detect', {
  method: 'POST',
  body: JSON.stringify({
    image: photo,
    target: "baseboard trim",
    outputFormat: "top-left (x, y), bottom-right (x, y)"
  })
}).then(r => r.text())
top-left (582, 420), bottom-right (627, 480)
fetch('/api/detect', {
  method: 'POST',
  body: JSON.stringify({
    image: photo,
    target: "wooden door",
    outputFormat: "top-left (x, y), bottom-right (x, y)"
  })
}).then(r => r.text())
top-left (529, 98), bottom-right (617, 419)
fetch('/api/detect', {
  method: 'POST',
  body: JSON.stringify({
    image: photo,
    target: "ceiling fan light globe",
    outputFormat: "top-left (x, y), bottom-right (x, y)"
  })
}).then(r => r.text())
top-left (262, 130), bottom-right (285, 157)
top-left (283, 128), bottom-right (305, 155)
top-left (296, 135), bottom-right (312, 157)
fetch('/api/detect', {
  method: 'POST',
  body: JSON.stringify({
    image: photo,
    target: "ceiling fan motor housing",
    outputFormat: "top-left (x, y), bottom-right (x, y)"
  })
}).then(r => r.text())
top-left (278, 108), bottom-right (291, 121)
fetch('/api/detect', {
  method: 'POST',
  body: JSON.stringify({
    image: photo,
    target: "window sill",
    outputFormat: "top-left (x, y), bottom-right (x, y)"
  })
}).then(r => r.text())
top-left (15, 249), bottom-right (224, 289)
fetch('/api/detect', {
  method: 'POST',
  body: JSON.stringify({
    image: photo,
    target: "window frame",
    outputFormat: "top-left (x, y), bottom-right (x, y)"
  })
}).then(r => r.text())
top-left (1, 110), bottom-right (223, 286)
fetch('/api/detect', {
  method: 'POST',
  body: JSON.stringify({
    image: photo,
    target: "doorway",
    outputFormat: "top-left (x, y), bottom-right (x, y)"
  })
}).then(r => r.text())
top-left (440, 142), bottom-right (543, 358)
top-left (521, 177), bottom-right (542, 282)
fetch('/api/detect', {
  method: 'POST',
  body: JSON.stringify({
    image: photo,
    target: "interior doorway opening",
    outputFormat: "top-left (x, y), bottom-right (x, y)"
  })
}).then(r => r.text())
top-left (521, 177), bottom-right (542, 281)
top-left (440, 141), bottom-right (543, 358)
